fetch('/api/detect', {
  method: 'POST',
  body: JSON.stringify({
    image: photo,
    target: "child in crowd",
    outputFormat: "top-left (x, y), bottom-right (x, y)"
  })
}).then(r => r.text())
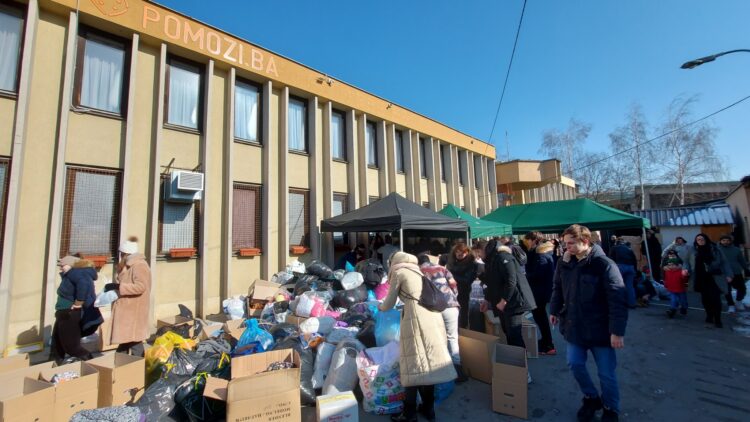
top-left (663, 249), bottom-right (689, 318)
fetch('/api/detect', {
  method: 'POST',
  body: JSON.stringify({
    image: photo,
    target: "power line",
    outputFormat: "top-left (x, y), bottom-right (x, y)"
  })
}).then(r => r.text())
top-left (488, 0), bottom-right (528, 145)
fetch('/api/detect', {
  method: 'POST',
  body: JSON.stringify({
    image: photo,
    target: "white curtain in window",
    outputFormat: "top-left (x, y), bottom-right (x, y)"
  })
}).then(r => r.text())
top-left (162, 202), bottom-right (195, 250)
top-left (81, 38), bottom-right (124, 113)
top-left (367, 123), bottom-right (377, 166)
top-left (235, 82), bottom-right (259, 141)
top-left (331, 112), bottom-right (345, 159)
top-left (289, 192), bottom-right (306, 245)
top-left (168, 63), bottom-right (200, 128)
top-left (0, 10), bottom-right (22, 92)
top-left (288, 99), bottom-right (306, 151)
top-left (70, 172), bottom-right (116, 254)
top-left (332, 197), bottom-right (344, 242)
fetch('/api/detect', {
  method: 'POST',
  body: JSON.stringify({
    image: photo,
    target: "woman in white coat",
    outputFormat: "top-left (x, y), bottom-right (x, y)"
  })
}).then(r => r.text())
top-left (379, 252), bottom-right (456, 422)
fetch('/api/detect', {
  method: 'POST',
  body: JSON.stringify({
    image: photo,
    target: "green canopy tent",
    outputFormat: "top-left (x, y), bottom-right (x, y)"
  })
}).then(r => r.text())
top-left (482, 198), bottom-right (651, 234)
top-left (438, 204), bottom-right (513, 238)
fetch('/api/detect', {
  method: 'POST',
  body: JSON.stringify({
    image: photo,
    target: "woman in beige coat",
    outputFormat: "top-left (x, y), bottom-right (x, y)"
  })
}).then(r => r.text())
top-left (110, 236), bottom-right (152, 356)
top-left (379, 252), bottom-right (456, 422)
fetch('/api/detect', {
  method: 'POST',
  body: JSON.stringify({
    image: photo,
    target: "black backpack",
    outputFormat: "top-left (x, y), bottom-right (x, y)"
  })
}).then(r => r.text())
top-left (405, 269), bottom-right (448, 312)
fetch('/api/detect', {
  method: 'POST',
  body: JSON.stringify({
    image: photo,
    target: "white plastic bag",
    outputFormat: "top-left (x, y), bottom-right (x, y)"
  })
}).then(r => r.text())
top-left (287, 261), bottom-right (306, 274)
top-left (299, 316), bottom-right (336, 335)
top-left (94, 290), bottom-right (118, 307)
top-left (340, 272), bottom-right (364, 290)
top-left (296, 292), bottom-right (327, 318)
top-left (357, 341), bottom-right (404, 414)
top-left (322, 339), bottom-right (365, 395)
top-left (222, 296), bottom-right (246, 320)
top-left (272, 271), bottom-right (295, 284)
top-left (311, 342), bottom-right (336, 389)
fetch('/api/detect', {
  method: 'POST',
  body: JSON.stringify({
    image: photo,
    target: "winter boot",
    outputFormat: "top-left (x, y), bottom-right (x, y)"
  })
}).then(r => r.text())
top-left (454, 364), bottom-right (469, 383)
top-left (601, 407), bottom-right (619, 422)
top-left (576, 396), bottom-right (602, 422)
top-left (418, 404), bottom-right (436, 422)
top-left (666, 309), bottom-right (676, 319)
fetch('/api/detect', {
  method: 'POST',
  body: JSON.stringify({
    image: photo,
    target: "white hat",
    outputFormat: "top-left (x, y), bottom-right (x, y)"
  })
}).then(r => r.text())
top-left (119, 239), bottom-right (138, 254)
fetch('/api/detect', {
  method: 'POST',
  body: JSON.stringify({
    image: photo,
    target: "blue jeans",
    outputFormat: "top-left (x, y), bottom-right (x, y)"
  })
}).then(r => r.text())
top-left (617, 264), bottom-right (636, 307)
top-left (670, 292), bottom-right (688, 310)
top-left (566, 342), bottom-right (620, 413)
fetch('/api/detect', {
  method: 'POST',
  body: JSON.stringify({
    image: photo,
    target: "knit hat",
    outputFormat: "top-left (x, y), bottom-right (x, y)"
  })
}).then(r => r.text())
top-left (119, 236), bottom-right (139, 254)
top-left (58, 255), bottom-right (79, 267)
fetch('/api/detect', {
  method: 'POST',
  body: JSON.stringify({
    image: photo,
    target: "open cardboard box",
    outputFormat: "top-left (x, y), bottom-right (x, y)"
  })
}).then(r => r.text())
top-left (0, 354), bottom-right (29, 375)
top-left (0, 361), bottom-right (55, 383)
top-left (87, 352), bottom-right (145, 407)
top-left (0, 377), bottom-right (55, 422)
top-left (492, 343), bottom-right (528, 419)
top-left (458, 328), bottom-right (501, 384)
top-left (198, 318), bottom-right (226, 341)
top-left (204, 349), bottom-right (301, 422)
top-left (521, 320), bottom-right (539, 358)
top-left (222, 319), bottom-right (247, 341)
top-left (247, 279), bottom-right (282, 317)
top-left (38, 361), bottom-right (99, 422)
top-left (317, 391), bottom-right (358, 422)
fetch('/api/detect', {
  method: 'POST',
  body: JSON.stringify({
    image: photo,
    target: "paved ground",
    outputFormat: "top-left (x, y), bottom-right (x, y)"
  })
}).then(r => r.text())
top-left (322, 290), bottom-right (750, 422)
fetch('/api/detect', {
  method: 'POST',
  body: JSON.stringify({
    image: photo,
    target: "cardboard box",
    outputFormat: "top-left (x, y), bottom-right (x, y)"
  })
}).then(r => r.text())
top-left (247, 279), bottom-right (282, 317)
top-left (87, 352), bottom-right (145, 407)
top-left (204, 349), bottom-right (301, 422)
top-left (284, 315), bottom-right (309, 326)
top-left (317, 391), bottom-right (358, 422)
top-left (98, 317), bottom-right (118, 351)
top-left (38, 362), bottom-right (99, 422)
top-left (0, 354), bottom-right (29, 375)
top-left (521, 321), bottom-right (539, 358)
top-left (222, 319), bottom-right (246, 341)
top-left (0, 361), bottom-right (55, 383)
top-left (458, 328), bottom-right (501, 384)
top-left (198, 319), bottom-right (226, 341)
top-left (484, 312), bottom-right (507, 343)
top-left (0, 377), bottom-right (55, 422)
top-left (492, 343), bottom-right (528, 419)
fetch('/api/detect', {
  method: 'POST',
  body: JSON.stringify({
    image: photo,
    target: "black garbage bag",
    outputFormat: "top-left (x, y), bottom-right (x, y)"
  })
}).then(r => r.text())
top-left (164, 348), bottom-right (198, 377)
top-left (135, 374), bottom-right (190, 421)
top-left (314, 281), bottom-right (335, 302)
top-left (356, 319), bottom-right (377, 348)
top-left (268, 323), bottom-right (299, 342)
top-left (272, 337), bottom-right (316, 406)
top-left (173, 373), bottom-right (225, 422)
top-left (339, 311), bottom-right (369, 329)
top-left (193, 353), bottom-right (231, 380)
top-left (273, 301), bottom-right (289, 314)
top-left (360, 261), bottom-right (386, 289)
top-left (307, 260), bottom-right (334, 279)
top-left (331, 284), bottom-right (368, 309)
top-left (294, 275), bottom-right (318, 296)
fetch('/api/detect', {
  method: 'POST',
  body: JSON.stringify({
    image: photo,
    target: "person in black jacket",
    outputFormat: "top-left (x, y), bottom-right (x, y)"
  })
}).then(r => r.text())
top-left (523, 232), bottom-right (556, 355)
top-left (50, 255), bottom-right (101, 364)
top-left (483, 239), bottom-right (536, 349)
top-left (550, 224), bottom-right (627, 422)
top-left (609, 239), bottom-right (638, 308)
top-left (446, 242), bottom-right (481, 329)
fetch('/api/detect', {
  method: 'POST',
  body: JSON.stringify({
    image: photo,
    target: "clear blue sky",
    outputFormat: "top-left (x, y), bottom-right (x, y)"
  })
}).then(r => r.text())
top-left (156, 0), bottom-right (750, 180)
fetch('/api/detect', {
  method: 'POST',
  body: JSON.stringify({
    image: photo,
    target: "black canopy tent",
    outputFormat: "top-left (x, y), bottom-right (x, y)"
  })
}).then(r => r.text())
top-left (320, 192), bottom-right (469, 251)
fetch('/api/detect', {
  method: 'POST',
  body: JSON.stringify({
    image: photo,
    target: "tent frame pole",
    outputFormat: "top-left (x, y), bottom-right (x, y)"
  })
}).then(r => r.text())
top-left (399, 229), bottom-right (404, 251)
top-left (642, 227), bottom-right (654, 282)
top-left (467, 231), bottom-right (471, 247)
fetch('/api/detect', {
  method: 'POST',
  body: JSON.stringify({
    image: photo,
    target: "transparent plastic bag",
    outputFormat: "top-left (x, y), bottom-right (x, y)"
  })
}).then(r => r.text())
top-left (222, 296), bottom-right (246, 320)
top-left (375, 309), bottom-right (401, 347)
top-left (235, 319), bottom-right (274, 355)
top-left (311, 342), bottom-right (336, 389)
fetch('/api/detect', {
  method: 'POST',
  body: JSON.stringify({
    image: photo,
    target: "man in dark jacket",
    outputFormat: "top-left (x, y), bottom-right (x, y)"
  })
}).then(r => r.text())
top-left (484, 239), bottom-right (536, 349)
top-left (523, 232), bottom-right (557, 355)
top-left (718, 234), bottom-right (749, 312)
top-left (609, 239), bottom-right (638, 308)
top-left (550, 225), bottom-right (628, 422)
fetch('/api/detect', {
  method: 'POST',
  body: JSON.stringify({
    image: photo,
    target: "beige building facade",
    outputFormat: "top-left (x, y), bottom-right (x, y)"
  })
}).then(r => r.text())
top-left (495, 159), bottom-right (576, 207)
top-left (0, 0), bottom-right (497, 354)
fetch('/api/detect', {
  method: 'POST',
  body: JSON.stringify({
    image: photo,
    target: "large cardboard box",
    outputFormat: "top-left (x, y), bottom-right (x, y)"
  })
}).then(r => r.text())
top-left (284, 315), bottom-right (309, 326)
top-left (492, 343), bottom-right (528, 419)
top-left (38, 362), bottom-right (99, 422)
top-left (204, 349), bottom-right (301, 422)
top-left (247, 279), bottom-right (282, 317)
top-left (98, 317), bottom-right (118, 351)
top-left (458, 328), bottom-right (501, 384)
top-left (0, 361), bottom-right (55, 383)
top-left (0, 355), bottom-right (29, 375)
top-left (198, 319), bottom-right (226, 341)
top-left (223, 319), bottom-right (246, 341)
top-left (521, 321), bottom-right (539, 358)
top-left (0, 377), bottom-right (55, 422)
top-left (87, 352), bottom-right (145, 407)
top-left (316, 391), bottom-right (358, 422)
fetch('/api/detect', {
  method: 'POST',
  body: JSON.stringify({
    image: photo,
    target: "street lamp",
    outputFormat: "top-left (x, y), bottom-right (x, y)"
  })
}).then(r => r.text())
top-left (680, 49), bottom-right (750, 69)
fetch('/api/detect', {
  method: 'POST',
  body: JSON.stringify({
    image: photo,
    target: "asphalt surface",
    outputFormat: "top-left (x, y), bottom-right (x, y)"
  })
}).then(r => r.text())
top-left (328, 290), bottom-right (750, 422)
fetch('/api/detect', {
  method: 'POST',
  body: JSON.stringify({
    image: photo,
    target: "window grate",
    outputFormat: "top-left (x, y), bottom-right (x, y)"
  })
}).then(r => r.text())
top-left (332, 193), bottom-right (348, 245)
top-left (289, 189), bottom-right (309, 247)
top-left (60, 166), bottom-right (122, 257)
top-left (233, 183), bottom-right (262, 250)
top-left (158, 175), bottom-right (200, 254)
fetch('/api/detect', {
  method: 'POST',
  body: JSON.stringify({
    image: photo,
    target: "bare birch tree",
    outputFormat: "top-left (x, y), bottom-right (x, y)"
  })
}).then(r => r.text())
top-left (609, 103), bottom-right (653, 209)
top-left (576, 152), bottom-right (614, 201)
top-left (657, 96), bottom-right (724, 206)
top-left (539, 118), bottom-right (591, 178)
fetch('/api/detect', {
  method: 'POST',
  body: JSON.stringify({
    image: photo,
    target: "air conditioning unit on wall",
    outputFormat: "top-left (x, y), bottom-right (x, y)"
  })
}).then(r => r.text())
top-left (165, 171), bottom-right (204, 203)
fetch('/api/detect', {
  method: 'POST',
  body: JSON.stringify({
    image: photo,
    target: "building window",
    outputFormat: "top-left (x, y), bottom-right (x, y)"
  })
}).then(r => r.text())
top-left (366, 121), bottom-right (378, 167)
top-left (487, 160), bottom-right (494, 193)
top-left (288, 96), bottom-right (307, 152)
top-left (234, 79), bottom-right (260, 143)
top-left (0, 3), bottom-right (24, 94)
top-left (232, 183), bottom-right (262, 251)
top-left (289, 189), bottom-right (309, 247)
top-left (474, 156), bottom-right (482, 188)
top-left (0, 158), bottom-right (11, 264)
top-left (331, 109), bottom-right (346, 160)
top-left (458, 151), bottom-right (465, 186)
top-left (73, 27), bottom-right (129, 115)
top-left (440, 144), bottom-right (448, 182)
top-left (419, 137), bottom-right (427, 178)
top-left (394, 130), bottom-right (405, 173)
top-left (60, 166), bottom-right (122, 257)
top-left (332, 193), bottom-right (348, 245)
top-left (159, 176), bottom-right (199, 254)
top-left (165, 56), bottom-right (203, 130)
